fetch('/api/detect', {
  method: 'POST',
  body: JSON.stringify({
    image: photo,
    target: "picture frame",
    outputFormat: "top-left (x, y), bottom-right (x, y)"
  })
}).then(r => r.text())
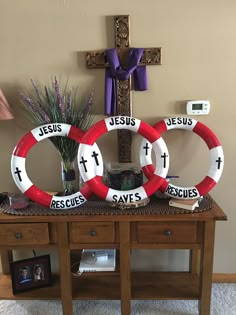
top-left (10, 254), bottom-right (52, 294)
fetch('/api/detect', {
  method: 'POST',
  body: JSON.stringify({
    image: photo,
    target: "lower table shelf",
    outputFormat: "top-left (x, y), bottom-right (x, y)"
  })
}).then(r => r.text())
top-left (0, 274), bottom-right (61, 300)
top-left (132, 272), bottom-right (199, 300)
top-left (0, 272), bottom-right (200, 300)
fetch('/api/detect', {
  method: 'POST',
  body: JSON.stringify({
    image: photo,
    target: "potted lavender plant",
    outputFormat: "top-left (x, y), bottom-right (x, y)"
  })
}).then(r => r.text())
top-left (19, 77), bottom-right (94, 195)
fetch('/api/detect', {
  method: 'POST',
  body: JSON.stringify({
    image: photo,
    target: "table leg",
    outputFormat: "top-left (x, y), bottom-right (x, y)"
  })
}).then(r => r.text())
top-left (1, 250), bottom-right (13, 274)
top-left (57, 222), bottom-right (73, 315)
top-left (119, 221), bottom-right (131, 315)
top-left (199, 221), bottom-right (215, 315)
top-left (190, 249), bottom-right (200, 275)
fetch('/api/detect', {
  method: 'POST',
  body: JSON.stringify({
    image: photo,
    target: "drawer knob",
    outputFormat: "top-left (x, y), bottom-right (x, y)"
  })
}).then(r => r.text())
top-left (89, 230), bottom-right (96, 237)
top-left (15, 232), bottom-right (22, 239)
top-left (164, 230), bottom-right (172, 236)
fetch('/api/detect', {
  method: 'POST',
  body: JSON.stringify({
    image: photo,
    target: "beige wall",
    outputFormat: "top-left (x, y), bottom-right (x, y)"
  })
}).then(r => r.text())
top-left (0, 0), bottom-right (235, 272)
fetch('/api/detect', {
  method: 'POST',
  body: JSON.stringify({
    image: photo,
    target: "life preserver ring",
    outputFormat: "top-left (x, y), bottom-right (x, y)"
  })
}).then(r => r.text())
top-left (78, 116), bottom-right (169, 204)
top-left (11, 123), bottom-right (103, 209)
top-left (140, 116), bottom-right (224, 199)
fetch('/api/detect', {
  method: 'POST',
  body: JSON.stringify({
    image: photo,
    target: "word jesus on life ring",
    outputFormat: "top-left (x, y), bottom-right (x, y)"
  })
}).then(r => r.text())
top-left (11, 123), bottom-right (103, 209)
top-left (78, 116), bottom-right (169, 204)
top-left (140, 117), bottom-right (224, 199)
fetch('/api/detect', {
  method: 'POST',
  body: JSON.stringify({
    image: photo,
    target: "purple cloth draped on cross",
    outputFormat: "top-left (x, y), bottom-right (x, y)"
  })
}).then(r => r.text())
top-left (105, 48), bottom-right (148, 115)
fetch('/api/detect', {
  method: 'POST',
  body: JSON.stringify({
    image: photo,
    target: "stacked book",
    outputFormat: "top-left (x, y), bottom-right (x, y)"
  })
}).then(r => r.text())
top-left (169, 198), bottom-right (201, 211)
top-left (78, 249), bottom-right (116, 273)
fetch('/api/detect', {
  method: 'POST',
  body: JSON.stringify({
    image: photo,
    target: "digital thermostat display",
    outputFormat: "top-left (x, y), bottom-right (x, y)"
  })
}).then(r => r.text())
top-left (186, 100), bottom-right (210, 115)
top-left (192, 103), bottom-right (203, 110)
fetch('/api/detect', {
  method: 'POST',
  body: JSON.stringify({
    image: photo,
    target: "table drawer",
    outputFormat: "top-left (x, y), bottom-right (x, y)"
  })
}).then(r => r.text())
top-left (70, 222), bottom-right (115, 243)
top-left (0, 223), bottom-right (49, 245)
top-left (136, 221), bottom-right (197, 243)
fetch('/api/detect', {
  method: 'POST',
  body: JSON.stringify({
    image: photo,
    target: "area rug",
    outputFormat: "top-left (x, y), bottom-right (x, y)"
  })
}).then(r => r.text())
top-left (0, 283), bottom-right (235, 315)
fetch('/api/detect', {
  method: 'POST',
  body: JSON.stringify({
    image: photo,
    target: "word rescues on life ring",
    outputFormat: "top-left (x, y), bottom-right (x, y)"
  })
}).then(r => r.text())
top-left (140, 116), bottom-right (224, 199)
top-left (78, 116), bottom-right (169, 204)
top-left (11, 123), bottom-right (103, 209)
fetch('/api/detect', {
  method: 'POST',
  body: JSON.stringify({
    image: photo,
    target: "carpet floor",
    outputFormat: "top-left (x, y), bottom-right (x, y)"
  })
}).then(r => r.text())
top-left (0, 283), bottom-right (235, 314)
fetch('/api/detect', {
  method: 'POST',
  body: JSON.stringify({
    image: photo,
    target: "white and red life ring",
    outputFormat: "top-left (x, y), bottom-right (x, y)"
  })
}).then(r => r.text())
top-left (11, 123), bottom-right (103, 209)
top-left (78, 116), bottom-right (169, 204)
top-left (140, 117), bottom-right (224, 199)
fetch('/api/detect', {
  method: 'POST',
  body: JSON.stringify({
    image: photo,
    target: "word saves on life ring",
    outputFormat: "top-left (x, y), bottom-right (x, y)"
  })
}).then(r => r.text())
top-left (11, 123), bottom-right (103, 209)
top-left (140, 117), bottom-right (224, 199)
top-left (78, 116), bottom-right (169, 204)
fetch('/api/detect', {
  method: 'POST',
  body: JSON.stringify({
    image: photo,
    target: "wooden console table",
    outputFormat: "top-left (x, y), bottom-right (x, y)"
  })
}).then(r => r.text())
top-left (0, 197), bottom-right (227, 315)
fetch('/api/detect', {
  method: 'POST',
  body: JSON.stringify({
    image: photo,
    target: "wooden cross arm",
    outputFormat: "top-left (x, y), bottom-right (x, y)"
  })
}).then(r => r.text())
top-left (86, 47), bottom-right (162, 69)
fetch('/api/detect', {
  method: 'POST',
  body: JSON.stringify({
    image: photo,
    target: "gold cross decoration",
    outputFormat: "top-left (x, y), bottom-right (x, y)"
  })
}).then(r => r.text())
top-left (85, 15), bottom-right (162, 163)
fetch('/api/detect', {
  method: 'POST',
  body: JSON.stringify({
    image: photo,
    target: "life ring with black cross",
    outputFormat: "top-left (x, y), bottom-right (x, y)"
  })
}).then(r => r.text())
top-left (139, 116), bottom-right (224, 199)
top-left (78, 116), bottom-right (169, 204)
top-left (11, 123), bottom-right (103, 209)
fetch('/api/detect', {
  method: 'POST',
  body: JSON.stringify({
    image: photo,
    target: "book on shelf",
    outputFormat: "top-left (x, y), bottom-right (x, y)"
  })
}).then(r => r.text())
top-left (78, 249), bottom-right (116, 273)
top-left (169, 198), bottom-right (200, 211)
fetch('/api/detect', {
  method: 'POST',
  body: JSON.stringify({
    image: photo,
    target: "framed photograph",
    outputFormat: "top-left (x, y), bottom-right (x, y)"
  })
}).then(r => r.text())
top-left (10, 254), bottom-right (52, 294)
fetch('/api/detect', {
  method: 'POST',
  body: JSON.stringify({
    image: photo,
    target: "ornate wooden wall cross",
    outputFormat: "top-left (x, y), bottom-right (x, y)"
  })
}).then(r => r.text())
top-left (85, 15), bottom-right (162, 163)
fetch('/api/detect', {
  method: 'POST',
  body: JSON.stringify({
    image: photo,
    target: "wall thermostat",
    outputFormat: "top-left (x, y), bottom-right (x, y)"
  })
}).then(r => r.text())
top-left (186, 100), bottom-right (210, 115)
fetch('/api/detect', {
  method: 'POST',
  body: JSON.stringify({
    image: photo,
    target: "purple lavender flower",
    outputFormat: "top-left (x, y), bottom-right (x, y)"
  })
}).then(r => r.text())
top-left (19, 92), bottom-right (50, 123)
top-left (19, 92), bottom-right (36, 112)
top-left (43, 113), bottom-right (50, 123)
top-left (82, 89), bottom-right (94, 120)
top-left (45, 86), bottom-right (50, 104)
top-left (66, 93), bottom-right (72, 118)
top-left (54, 77), bottom-right (65, 120)
top-left (31, 79), bottom-right (41, 100)
top-left (19, 77), bottom-right (95, 166)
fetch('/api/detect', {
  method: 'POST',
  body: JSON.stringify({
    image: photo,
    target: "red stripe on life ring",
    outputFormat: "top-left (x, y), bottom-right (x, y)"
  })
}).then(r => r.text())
top-left (143, 174), bottom-right (165, 196)
top-left (193, 121), bottom-right (221, 149)
top-left (80, 185), bottom-right (92, 200)
top-left (141, 165), bottom-right (168, 192)
top-left (81, 120), bottom-right (108, 145)
top-left (142, 165), bottom-right (154, 179)
top-left (80, 175), bottom-right (103, 200)
top-left (68, 125), bottom-right (84, 142)
top-left (138, 121), bottom-right (161, 143)
top-left (153, 119), bottom-right (168, 134)
top-left (195, 176), bottom-right (216, 196)
top-left (159, 180), bottom-right (169, 193)
top-left (13, 132), bottom-right (38, 158)
top-left (25, 185), bottom-right (53, 208)
top-left (86, 176), bottom-right (109, 200)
